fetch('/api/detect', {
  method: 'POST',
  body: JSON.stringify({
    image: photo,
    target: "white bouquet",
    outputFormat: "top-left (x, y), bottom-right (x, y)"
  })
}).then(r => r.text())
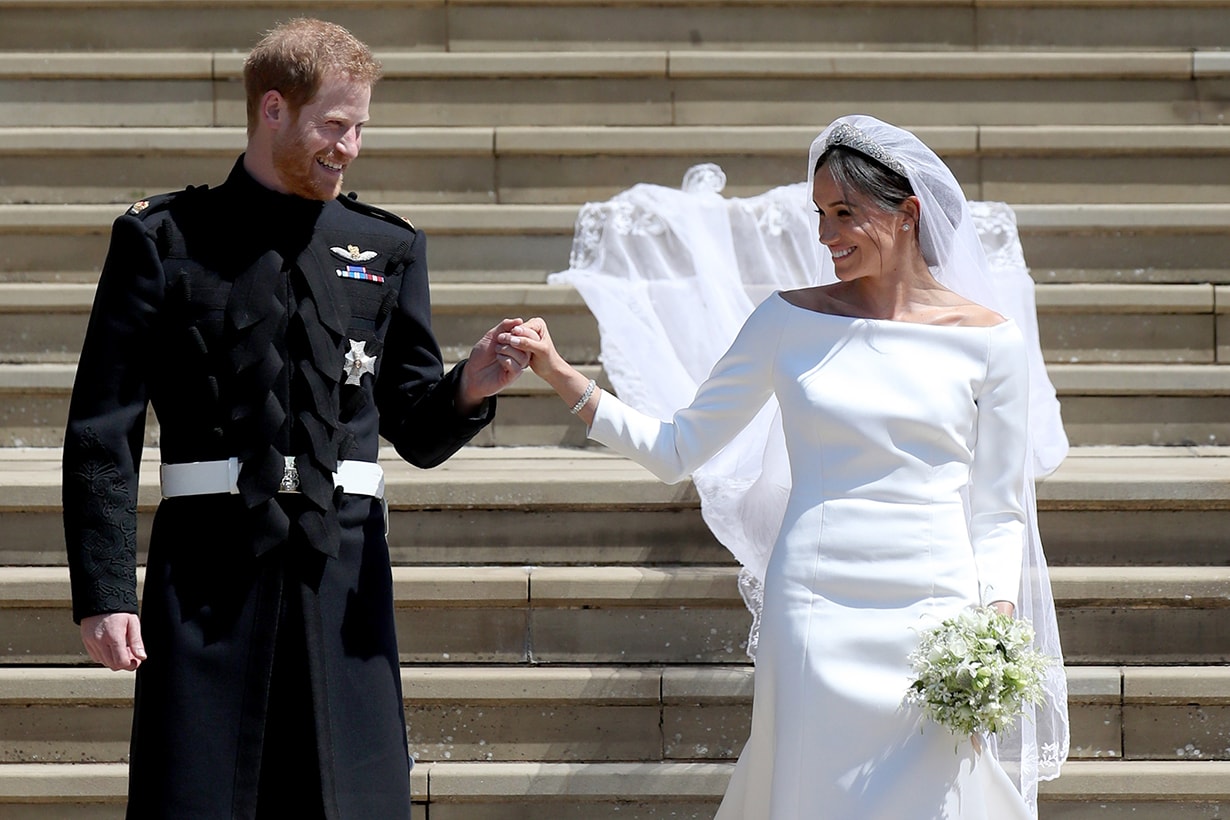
top-left (906, 607), bottom-right (1050, 737)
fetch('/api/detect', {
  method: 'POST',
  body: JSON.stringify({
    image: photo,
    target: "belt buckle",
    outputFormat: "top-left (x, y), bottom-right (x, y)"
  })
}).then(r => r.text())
top-left (279, 456), bottom-right (300, 493)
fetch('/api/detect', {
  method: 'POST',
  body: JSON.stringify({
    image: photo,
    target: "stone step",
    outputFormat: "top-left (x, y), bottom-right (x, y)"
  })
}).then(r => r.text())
top-left (1, 443), bottom-right (1227, 564)
top-left (5, 49), bottom-right (1226, 128)
top-left (2, 359), bottom-right (1228, 448)
top-left (2, 0), bottom-right (1227, 52)
top-left (1, 202), bottom-right (1226, 286)
top-left (5, 125), bottom-right (1230, 206)
top-left (2, 281), bottom-right (1224, 365)
top-left (0, 665), bottom-right (1220, 765)
top-left (1048, 363), bottom-right (1230, 448)
top-left (0, 759), bottom-right (1228, 819)
top-left (2, 563), bottom-right (1229, 666)
top-left (5, 444), bottom-right (1229, 569)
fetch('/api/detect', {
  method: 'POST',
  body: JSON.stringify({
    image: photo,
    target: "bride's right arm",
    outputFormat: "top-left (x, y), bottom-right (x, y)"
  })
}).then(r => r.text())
top-left (504, 317), bottom-right (603, 425)
top-left (508, 303), bottom-right (779, 484)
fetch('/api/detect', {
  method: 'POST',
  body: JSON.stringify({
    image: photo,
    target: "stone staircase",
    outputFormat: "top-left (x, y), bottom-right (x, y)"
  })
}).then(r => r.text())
top-left (1, 1), bottom-right (1229, 817)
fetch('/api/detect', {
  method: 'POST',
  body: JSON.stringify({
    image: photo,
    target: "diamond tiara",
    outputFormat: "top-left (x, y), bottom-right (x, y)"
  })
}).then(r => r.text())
top-left (823, 122), bottom-right (908, 177)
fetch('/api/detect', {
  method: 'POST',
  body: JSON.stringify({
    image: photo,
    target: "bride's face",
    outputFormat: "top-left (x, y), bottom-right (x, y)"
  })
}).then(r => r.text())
top-left (812, 167), bottom-right (911, 283)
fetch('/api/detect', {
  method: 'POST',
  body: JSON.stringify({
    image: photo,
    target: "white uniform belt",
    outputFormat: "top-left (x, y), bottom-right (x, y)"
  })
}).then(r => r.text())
top-left (160, 457), bottom-right (385, 499)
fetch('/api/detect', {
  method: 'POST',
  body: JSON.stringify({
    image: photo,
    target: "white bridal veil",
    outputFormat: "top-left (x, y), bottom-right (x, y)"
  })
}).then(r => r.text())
top-left (549, 115), bottom-right (1069, 812)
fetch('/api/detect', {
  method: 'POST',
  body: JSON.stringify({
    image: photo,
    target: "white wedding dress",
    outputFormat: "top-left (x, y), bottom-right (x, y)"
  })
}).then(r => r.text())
top-left (589, 292), bottom-right (1034, 819)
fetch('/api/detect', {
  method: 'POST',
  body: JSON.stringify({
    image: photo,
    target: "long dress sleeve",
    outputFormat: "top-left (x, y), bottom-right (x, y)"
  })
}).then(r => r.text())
top-left (588, 297), bottom-right (779, 483)
top-left (969, 322), bottom-right (1030, 607)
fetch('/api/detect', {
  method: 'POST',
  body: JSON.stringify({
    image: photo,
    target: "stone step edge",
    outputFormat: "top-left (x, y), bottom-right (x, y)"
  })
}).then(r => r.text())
top-left (4, 124), bottom-right (1230, 156)
top-left (1, 664), bottom-right (1220, 704)
top-left (0, 49), bottom-right (1213, 79)
top-left (0, 445), bottom-right (1226, 509)
top-left (5, 202), bottom-right (1228, 233)
top-left (0, 282), bottom-right (1220, 315)
top-left (0, 760), bottom-right (1228, 801)
top-left (5, 361), bottom-right (1230, 397)
top-left (1, 565), bottom-right (1228, 606)
top-left (4, 0), bottom-right (1228, 11)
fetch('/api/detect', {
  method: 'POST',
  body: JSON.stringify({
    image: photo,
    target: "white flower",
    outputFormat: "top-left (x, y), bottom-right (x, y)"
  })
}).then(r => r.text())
top-left (906, 607), bottom-right (1050, 737)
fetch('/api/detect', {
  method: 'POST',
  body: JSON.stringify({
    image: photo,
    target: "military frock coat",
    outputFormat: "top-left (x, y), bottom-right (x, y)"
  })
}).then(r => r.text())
top-left (62, 158), bottom-right (493, 818)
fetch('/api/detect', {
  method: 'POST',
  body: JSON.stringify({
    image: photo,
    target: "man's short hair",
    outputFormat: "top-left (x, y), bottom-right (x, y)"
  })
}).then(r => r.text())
top-left (243, 18), bottom-right (383, 135)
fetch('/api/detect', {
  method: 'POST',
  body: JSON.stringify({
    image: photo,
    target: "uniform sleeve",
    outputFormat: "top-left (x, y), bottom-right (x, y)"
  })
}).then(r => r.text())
top-left (588, 298), bottom-right (779, 484)
top-left (969, 322), bottom-right (1030, 608)
top-left (375, 228), bottom-right (493, 467)
top-left (62, 213), bottom-right (165, 623)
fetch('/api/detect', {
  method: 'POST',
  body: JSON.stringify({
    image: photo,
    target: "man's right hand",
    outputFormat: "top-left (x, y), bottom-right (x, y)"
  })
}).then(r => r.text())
top-left (80, 612), bottom-right (147, 671)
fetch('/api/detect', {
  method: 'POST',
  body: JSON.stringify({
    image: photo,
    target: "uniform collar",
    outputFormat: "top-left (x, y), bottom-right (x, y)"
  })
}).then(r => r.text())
top-left (225, 155), bottom-right (329, 227)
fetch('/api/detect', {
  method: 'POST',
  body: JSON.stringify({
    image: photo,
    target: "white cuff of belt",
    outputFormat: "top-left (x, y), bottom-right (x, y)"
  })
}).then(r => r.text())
top-left (160, 457), bottom-right (385, 499)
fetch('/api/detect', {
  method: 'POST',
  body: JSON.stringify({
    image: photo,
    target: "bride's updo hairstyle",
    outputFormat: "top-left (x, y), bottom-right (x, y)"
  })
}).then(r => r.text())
top-left (814, 145), bottom-right (914, 217)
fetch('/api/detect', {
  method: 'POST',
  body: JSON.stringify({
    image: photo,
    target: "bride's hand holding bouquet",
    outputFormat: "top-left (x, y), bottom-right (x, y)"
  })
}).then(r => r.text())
top-left (906, 606), bottom-right (1051, 740)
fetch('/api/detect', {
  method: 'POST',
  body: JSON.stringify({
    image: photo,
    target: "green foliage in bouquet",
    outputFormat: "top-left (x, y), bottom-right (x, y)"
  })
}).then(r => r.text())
top-left (906, 607), bottom-right (1051, 737)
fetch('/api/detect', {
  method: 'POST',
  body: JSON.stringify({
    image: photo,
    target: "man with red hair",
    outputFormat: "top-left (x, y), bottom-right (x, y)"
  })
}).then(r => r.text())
top-left (63, 18), bottom-right (526, 817)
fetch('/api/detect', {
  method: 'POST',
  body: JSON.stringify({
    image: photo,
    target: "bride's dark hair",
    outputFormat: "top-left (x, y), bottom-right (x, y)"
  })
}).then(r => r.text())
top-left (814, 145), bottom-right (914, 216)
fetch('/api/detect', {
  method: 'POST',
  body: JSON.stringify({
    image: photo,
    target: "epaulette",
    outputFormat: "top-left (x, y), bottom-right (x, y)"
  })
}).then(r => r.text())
top-left (340, 191), bottom-right (418, 233)
top-left (123, 184), bottom-right (210, 221)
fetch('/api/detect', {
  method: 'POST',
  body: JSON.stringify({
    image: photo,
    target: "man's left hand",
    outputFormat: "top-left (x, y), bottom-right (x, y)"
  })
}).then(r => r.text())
top-left (456, 318), bottom-right (535, 414)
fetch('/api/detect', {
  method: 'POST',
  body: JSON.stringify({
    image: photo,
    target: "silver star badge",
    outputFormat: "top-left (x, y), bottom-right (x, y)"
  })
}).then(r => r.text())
top-left (331, 244), bottom-right (378, 263)
top-left (344, 339), bottom-right (377, 385)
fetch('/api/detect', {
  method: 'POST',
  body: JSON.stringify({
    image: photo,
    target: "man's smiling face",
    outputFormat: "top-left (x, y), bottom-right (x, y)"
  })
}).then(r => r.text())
top-left (271, 73), bottom-right (370, 201)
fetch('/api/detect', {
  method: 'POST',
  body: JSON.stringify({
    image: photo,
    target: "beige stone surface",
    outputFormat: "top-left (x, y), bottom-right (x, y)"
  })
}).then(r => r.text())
top-left (1058, 607), bottom-right (1230, 665)
top-left (1126, 667), bottom-right (1230, 702)
top-left (426, 803), bottom-right (721, 820)
top-left (1039, 759), bottom-right (1230, 798)
top-left (1220, 324), bottom-right (1230, 364)
top-left (984, 156), bottom-right (1230, 204)
top-left (395, 606), bottom-right (529, 664)
top-left (447, 3), bottom-right (971, 53)
top-left (392, 566), bottom-right (529, 604)
top-left (664, 703), bottom-right (749, 760)
top-left (409, 703), bottom-right (662, 762)
top-left (531, 607), bottom-right (750, 663)
top-left (0, 53), bottom-right (211, 79)
top-left (1040, 508), bottom-right (1230, 565)
top-left (670, 51), bottom-right (1191, 78)
top-left (1039, 314), bottom-right (1215, 364)
top-left (1058, 396), bottom-right (1230, 446)
top-left (0, 703), bottom-right (132, 763)
top-left (1124, 702), bottom-right (1230, 761)
top-left (662, 666), bottom-right (754, 702)
top-left (1050, 566), bottom-right (1230, 602)
top-left (0, 7), bottom-right (448, 52)
top-left (424, 760), bottom-right (731, 797)
top-left (529, 566), bottom-right (740, 604)
top-left (6, 80), bottom-right (216, 128)
top-left (0, 761), bottom-right (128, 798)
top-left (672, 78), bottom-right (1199, 127)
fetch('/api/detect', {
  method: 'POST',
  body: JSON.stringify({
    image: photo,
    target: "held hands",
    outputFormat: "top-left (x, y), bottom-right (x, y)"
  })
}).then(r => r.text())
top-left (499, 318), bottom-right (601, 422)
top-left (80, 612), bottom-right (146, 671)
top-left (501, 318), bottom-right (566, 380)
top-left (456, 318), bottom-right (535, 414)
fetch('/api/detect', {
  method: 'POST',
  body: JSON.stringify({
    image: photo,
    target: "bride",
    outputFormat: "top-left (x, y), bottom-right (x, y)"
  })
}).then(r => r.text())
top-left (502, 115), bottom-right (1068, 818)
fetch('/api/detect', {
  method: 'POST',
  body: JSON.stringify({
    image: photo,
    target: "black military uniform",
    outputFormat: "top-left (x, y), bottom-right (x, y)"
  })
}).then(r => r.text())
top-left (63, 158), bottom-right (492, 818)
